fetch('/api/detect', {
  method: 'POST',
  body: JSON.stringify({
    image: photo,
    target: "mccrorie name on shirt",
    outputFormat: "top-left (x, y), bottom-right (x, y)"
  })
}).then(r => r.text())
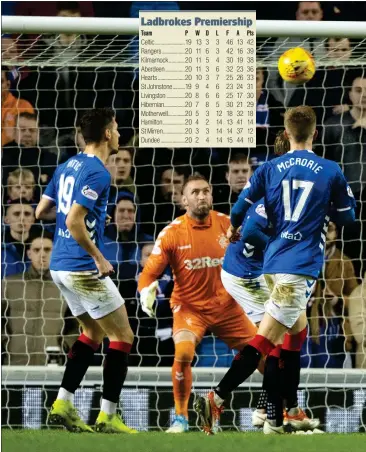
top-left (277, 157), bottom-right (323, 174)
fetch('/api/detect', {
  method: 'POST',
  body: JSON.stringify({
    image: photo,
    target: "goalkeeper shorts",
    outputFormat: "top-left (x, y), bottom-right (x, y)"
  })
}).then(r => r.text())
top-left (51, 270), bottom-right (125, 320)
top-left (264, 273), bottom-right (315, 328)
top-left (221, 269), bottom-right (270, 324)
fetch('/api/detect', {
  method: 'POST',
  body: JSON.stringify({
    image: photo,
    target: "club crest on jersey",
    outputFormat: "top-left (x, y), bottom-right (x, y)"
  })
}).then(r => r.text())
top-left (255, 204), bottom-right (267, 219)
top-left (217, 233), bottom-right (229, 249)
top-left (81, 185), bottom-right (98, 201)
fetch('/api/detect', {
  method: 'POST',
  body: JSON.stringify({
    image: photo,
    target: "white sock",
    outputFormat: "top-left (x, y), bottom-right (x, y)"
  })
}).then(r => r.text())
top-left (101, 399), bottom-right (117, 415)
top-left (57, 387), bottom-right (73, 402)
top-left (213, 391), bottom-right (224, 408)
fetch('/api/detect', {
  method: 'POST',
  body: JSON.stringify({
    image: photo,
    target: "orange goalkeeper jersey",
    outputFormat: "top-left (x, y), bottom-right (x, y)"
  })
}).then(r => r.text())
top-left (138, 211), bottom-right (232, 308)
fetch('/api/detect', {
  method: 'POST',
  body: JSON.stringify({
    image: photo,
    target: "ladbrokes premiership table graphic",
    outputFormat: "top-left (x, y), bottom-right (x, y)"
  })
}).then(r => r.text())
top-left (139, 11), bottom-right (256, 148)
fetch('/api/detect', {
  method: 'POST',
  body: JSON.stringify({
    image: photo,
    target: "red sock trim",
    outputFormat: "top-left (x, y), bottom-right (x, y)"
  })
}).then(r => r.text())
top-left (249, 335), bottom-right (275, 356)
top-left (269, 344), bottom-right (282, 358)
top-left (109, 341), bottom-right (132, 353)
top-left (282, 328), bottom-right (307, 351)
top-left (79, 333), bottom-right (100, 351)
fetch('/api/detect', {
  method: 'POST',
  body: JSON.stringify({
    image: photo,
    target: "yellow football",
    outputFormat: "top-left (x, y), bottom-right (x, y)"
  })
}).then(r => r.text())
top-left (278, 47), bottom-right (316, 84)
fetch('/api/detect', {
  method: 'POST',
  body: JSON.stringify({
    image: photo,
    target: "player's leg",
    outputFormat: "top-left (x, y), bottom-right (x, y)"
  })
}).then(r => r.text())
top-left (167, 305), bottom-right (206, 433)
top-left (220, 270), bottom-right (270, 425)
top-left (281, 318), bottom-right (320, 431)
top-left (200, 274), bottom-right (307, 434)
top-left (195, 299), bottom-right (258, 434)
top-left (49, 271), bottom-right (103, 432)
top-left (88, 278), bottom-right (136, 433)
top-left (259, 275), bottom-right (312, 434)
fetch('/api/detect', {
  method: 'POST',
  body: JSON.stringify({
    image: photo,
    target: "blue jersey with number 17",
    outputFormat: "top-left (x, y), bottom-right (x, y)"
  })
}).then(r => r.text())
top-left (43, 153), bottom-right (111, 272)
top-left (238, 150), bottom-right (355, 279)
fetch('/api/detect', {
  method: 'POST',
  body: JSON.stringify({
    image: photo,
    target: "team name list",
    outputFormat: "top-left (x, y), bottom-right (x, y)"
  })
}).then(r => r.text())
top-left (139, 11), bottom-right (256, 148)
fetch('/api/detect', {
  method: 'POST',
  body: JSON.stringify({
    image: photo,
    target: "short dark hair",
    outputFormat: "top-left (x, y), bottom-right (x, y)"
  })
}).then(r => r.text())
top-left (29, 229), bottom-right (54, 244)
top-left (182, 174), bottom-right (210, 194)
top-left (16, 112), bottom-right (38, 123)
top-left (56, 2), bottom-right (80, 13)
top-left (79, 108), bottom-right (115, 145)
top-left (229, 152), bottom-right (250, 165)
top-left (346, 67), bottom-right (366, 88)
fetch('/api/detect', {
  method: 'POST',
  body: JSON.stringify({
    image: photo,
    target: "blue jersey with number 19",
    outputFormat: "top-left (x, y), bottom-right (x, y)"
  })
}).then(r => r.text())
top-left (234, 150), bottom-right (355, 279)
top-left (43, 153), bottom-right (111, 272)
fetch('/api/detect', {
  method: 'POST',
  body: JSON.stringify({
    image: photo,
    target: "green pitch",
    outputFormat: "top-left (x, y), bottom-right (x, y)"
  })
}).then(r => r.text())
top-left (2, 430), bottom-right (366, 452)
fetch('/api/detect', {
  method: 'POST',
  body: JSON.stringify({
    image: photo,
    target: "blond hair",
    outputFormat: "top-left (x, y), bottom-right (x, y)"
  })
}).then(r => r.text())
top-left (284, 106), bottom-right (316, 143)
top-left (7, 168), bottom-right (35, 186)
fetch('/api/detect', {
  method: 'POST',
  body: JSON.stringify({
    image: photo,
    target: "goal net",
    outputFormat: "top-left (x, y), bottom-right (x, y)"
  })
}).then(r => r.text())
top-left (1, 16), bottom-right (366, 433)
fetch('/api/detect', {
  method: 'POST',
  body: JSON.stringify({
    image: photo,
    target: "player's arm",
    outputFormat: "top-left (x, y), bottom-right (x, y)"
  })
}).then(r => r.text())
top-left (138, 232), bottom-right (171, 317)
top-left (241, 204), bottom-right (270, 250)
top-left (330, 168), bottom-right (356, 226)
top-left (230, 165), bottom-right (267, 234)
top-left (69, 171), bottom-right (113, 277)
top-left (35, 174), bottom-right (57, 220)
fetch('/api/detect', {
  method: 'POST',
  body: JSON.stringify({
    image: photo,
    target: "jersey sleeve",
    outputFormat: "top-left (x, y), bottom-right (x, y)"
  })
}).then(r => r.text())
top-left (74, 170), bottom-right (110, 211)
top-left (231, 165), bottom-right (267, 228)
top-left (241, 203), bottom-right (270, 249)
top-left (331, 167), bottom-right (356, 212)
top-left (138, 230), bottom-right (172, 292)
top-left (42, 171), bottom-right (57, 202)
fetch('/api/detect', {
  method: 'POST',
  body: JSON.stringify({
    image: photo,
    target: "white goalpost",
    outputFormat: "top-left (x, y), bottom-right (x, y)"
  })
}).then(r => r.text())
top-left (1, 15), bottom-right (366, 433)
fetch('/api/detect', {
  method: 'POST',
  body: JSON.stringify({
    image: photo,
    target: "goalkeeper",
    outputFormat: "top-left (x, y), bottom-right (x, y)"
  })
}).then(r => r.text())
top-left (138, 175), bottom-right (257, 433)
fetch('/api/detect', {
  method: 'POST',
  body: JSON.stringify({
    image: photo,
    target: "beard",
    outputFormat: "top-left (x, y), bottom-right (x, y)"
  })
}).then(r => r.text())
top-left (191, 203), bottom-right (212, 219)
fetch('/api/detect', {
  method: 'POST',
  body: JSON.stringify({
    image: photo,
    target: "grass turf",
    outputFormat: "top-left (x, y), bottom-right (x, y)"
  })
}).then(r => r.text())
top-left (2, 430), bottom-right (366, 452)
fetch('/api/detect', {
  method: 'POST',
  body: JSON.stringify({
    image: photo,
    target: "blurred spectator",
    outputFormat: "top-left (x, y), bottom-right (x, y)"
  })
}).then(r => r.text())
top-left (302, 222), bottom-right (358, 368)
top-left (267, 2), bottom-right (326, 106)
top-left (54, 126), bottom-right (85, 163)
top-left (150, 167), bottom-right (187, 236)
top-left (296, 1), bottom-right (323, 20)
top-left (15, 1), bottom-right (94, 17)
top-left (128, 242), bottom-right (174, 366)
top-left (16, 3), bottom-right (95, 136)
top-left (3, 200), bottom-right (40, 273)
top-left (214, 153), bottom-right (252, 214)
top-left (1, 243), bottom-right (24, 279)
top-left (2, 112), bottom-right (58, 187)
top-left (254, 67), bottom-right (284, 166)
top-left (348, 276), bottom-right (366, 368)
top-left (288, 37), bottom-right (353, 130)
top-left (5, 168), bottom-right (37, 204)
top-left (195, 334), bottom-right (234, 367)
top-left (1, 233), bottom-right (70, 365)
top-left (107, 149), bottom-right (137, 207)
top-left (323, 68), bottom-right (366, 198)
top-left (1, 68), bottom-right (35, 146)
top-left (41, 2), bottom-right (88, 62)
top-left (104, 191), bottom-right (153, 272)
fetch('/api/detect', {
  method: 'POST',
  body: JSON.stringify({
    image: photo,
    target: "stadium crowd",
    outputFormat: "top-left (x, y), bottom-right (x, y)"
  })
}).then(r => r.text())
top-left (1, 1), bottom-right (366, 369)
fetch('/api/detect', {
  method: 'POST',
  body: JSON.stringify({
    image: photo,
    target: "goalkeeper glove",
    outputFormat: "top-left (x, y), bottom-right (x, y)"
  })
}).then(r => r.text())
top-left (140, 281), bottom-right (159, 318)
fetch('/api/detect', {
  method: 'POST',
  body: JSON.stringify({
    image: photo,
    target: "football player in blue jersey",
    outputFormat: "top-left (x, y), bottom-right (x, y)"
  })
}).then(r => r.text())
top-left (219, 136), bottom-right (320, 432)
top-left (36, 108), bottom-right (137, 434)
top-left (195, 106), bottom-right (356, 435)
